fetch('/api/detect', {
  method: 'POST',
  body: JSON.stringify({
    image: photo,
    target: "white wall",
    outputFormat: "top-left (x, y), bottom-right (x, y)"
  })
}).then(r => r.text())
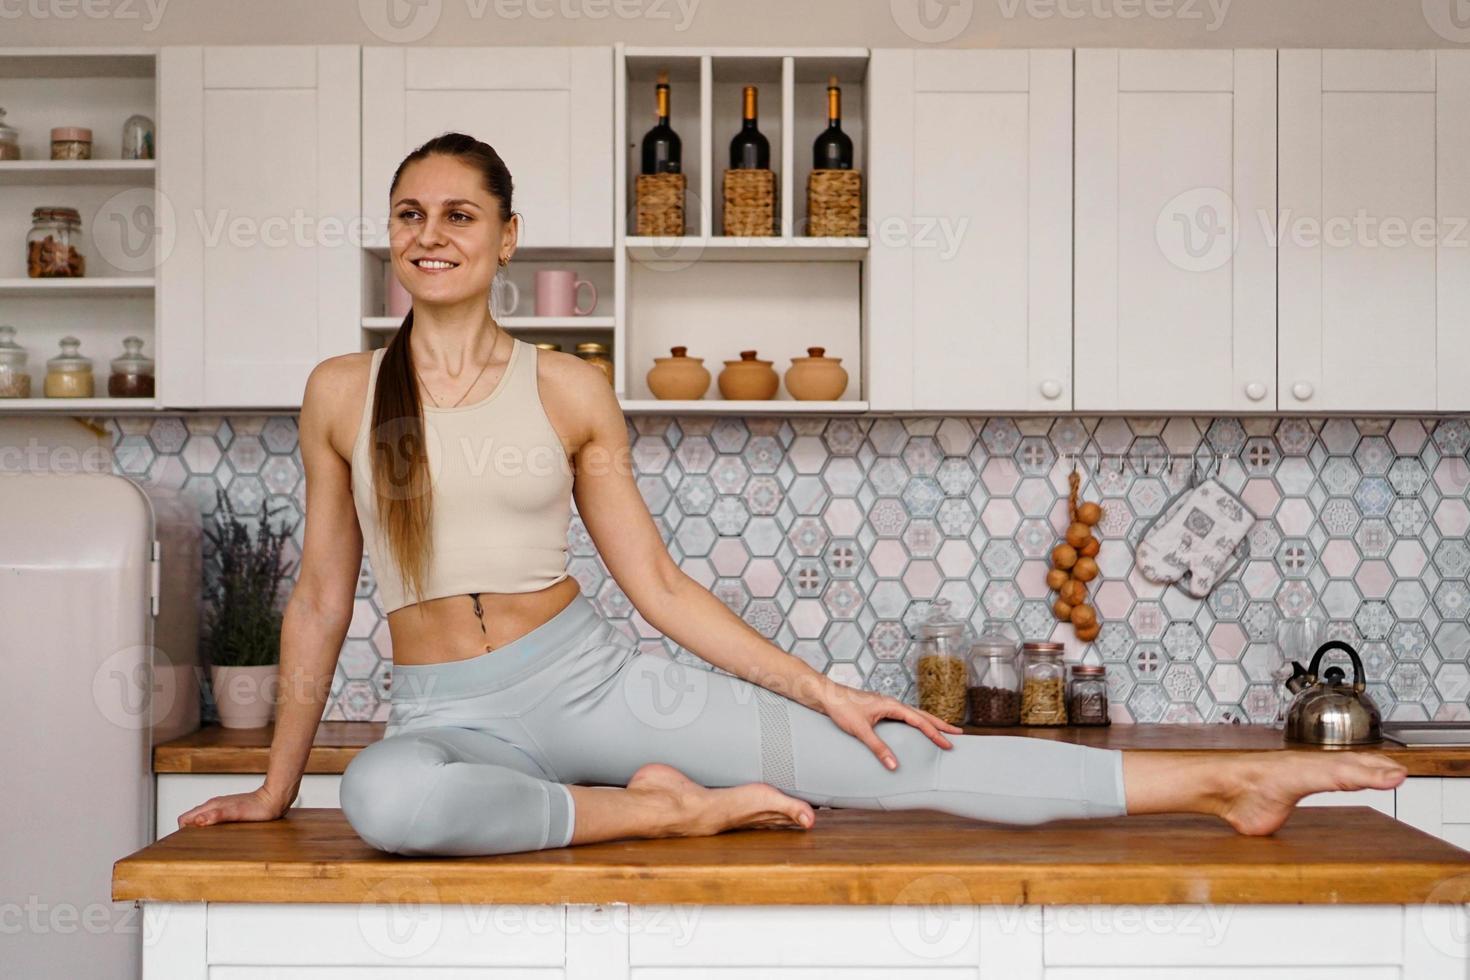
top-left (2, 0), bottom-right (1468, 49)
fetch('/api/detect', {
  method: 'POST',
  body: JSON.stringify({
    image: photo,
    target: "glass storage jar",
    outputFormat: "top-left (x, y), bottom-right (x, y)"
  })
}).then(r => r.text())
top-left (575, 341), bottom-right (614, 385)
top-left (44, 335), bottom-right (93, 397)
top-left (911, 598), bottom-right (971, 726)
top-left (0, 108), bottom-right (19, 160)
top-left (0, 326), bottom-right (31, 398)
top-left (1068, 664), bottom-right (1110, 726)
top-left (966, 623), bottom-right (1021, 726)
top-left (27, 207), bottom-right (85, 278)
top-left (107, 335), bottom-right (154, 398)
top-left (50, 126), bottom-right (92, 160)
top-left (121, 114), bottom-right (154, 160)
top-left (1019, 641), bottom-right (1068, 725)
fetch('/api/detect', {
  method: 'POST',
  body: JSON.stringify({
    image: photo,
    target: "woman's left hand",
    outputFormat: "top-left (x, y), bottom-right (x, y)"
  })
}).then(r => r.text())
top-left (817, 682), bottom-right (963, 771)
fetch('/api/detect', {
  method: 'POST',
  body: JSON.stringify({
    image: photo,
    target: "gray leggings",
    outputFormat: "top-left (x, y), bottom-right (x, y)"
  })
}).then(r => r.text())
top-left (339, 595), bottom-right (1128, 856)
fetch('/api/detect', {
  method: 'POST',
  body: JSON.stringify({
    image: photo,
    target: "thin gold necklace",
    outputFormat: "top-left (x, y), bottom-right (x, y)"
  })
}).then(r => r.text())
top-left (412, 323), bottom-right (504, 409)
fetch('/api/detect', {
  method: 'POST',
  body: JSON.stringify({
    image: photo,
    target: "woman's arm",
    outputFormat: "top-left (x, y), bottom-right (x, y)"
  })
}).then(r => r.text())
top-left (178, 357), bottom-right (364, 826)
top-left (562, 359), bottom-right (961, 770)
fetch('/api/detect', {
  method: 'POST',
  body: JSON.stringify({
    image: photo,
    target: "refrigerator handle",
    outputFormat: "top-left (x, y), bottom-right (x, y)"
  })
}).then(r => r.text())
top-left (149, 539), bottom-right (161, 617)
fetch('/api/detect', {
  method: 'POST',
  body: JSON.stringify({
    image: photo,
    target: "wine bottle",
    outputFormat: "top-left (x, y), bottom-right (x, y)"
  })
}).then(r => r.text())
top-left (812, 75), bottom-right (853, 170)
top-left (729, 85), bottom-right (770, 170)
top-left (640, 69), bottom-right (681, 174)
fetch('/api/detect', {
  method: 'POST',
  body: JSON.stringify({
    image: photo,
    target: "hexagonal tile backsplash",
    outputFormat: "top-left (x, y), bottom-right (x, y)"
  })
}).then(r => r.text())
top-left (107, 413), bottom-right (1470, 726)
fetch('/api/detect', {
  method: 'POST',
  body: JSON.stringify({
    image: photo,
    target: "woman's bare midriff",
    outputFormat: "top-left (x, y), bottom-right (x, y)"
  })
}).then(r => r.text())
top-left (386, 575), bottom-right (581, 665)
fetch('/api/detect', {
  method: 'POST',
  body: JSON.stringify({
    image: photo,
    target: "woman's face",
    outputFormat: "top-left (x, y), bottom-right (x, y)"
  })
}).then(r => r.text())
top-left (388, 154), bottom-right (515, 309)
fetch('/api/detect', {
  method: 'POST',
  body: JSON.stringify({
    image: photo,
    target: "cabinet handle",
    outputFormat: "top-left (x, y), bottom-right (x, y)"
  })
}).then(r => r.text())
top-left (1244, 382), bottom-right (1266, 401)
top-left (1039, 379), bottom-right (1062, 400)
top-left (1292, 381), bottom-right (1314, 401)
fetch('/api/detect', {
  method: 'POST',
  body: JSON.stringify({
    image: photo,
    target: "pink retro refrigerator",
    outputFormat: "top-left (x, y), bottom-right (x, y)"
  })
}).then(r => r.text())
top-left (0, 471), bottom-right (201, 979)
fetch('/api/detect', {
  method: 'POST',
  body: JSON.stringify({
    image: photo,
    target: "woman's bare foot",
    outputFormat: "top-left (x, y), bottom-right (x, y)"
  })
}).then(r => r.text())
top-left (627, 763), bottom-right (816, 837)
top-left (1212, 751), bottom-right (1408, 836)
top-left (1123, 749), bottom-right (1409, 836)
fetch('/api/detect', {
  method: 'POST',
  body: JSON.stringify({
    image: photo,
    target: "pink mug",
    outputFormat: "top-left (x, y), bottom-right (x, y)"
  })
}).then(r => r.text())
top-left (535, 269), bottom-right (597, 317)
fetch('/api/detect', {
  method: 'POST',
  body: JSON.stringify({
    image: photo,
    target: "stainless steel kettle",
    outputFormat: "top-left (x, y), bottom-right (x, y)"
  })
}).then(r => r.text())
top-left (1283, 640), bottom-right (1383, 746)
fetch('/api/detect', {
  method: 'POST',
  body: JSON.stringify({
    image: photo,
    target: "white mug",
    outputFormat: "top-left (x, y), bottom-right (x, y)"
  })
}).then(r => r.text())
top-left (491, 277), bottom-right (520, 318)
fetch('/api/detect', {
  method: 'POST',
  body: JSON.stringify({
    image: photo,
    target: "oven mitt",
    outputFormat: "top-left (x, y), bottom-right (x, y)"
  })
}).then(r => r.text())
top-left (1135, 477), bottom-right (1253, 598)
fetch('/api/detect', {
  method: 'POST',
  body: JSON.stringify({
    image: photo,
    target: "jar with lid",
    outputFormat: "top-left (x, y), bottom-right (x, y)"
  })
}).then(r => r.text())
top-left (966, 622), bottom-right (1021, 726)
top-left (575, 342), bottom-right (614, 385)
top-left (50, 126), bottom-right (92, 160)
top-left (533, 342), bottom-right (562, 352)
top-left (121, 114), bottom-right (155, 160)
top-left (27, 207), bottom-right (86, 278)
top-left (1019, 641), bottom-right (1068, 725)
top-left (1068, 664), bottom-right (1110, 726)
top-left (0, 108), bottom-right (19, 161)
top-left (44, 335), bottom-right (93, 397)
top-left (911, 598), bottom-right (971, 726)
top-left (108, 335), bottom-right (154, 398)
top-left (0, 326), bottom-right (31, 398)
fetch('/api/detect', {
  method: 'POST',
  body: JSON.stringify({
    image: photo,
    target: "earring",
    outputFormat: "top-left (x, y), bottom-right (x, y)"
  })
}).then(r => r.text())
top-left (498, 255), bottom-right (509, 267)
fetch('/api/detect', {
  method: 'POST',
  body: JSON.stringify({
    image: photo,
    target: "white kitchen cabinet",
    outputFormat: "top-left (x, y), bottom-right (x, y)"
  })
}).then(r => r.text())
top-left (157, 46), bottom-right (361, 408)
top-left (867, 49), bottom-right (1072, 412)
top-left (155, 774), bottom-right (340, 841)
top-left (1279, 50), bottom-right (1470, 412)
top-left (1074, 50), bottom-right (1276, 413)
top-left (361, 46), bottom-right (612, 251)
top-left (1397, 777), bottom-right (1470, 849)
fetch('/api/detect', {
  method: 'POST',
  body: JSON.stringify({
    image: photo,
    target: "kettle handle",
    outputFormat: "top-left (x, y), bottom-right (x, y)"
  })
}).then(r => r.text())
top-left (1306, 639), bottom-right (1365, 692)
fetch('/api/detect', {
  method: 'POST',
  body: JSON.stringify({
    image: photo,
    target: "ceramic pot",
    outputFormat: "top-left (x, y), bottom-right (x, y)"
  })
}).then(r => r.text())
top-left (646, 346), bottom-right (711, 400)
top-left (209, 664), bottom-right (279, 729)
top-left (785, 346), bottom-right (848, 400)
top-left (718, 350), bottom-right (779, 400)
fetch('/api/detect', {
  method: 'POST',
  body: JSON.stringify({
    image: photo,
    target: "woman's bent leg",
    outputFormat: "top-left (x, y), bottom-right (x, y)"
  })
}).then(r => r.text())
top-left (340, 726), bottom-right (576, 856)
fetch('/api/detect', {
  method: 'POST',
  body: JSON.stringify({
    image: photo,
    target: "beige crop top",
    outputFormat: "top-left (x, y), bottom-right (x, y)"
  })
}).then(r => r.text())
top-left (350, 338), bottom-right (574, 613)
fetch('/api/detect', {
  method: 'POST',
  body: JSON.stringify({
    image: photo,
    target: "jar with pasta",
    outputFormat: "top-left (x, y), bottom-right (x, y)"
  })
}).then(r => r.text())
top-left (910, 598), bottom-right (970, 726)
top-left (1019, 641), bottom-right (1068, 726)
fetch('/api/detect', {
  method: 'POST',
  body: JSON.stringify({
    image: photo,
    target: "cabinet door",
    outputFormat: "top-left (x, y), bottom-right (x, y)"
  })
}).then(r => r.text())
top-left (362, 47), bottom-right (612, 250)
top-left (867, 49), bottom-right (1072, 412)
top-left (1280, 50), bottom-right (1470, 412)
top-left (1074, 50), bottom-right (1276, 412)
top-left (155, 774), bottom-right (340, 840)
top-left (158, 46), bottom-right (361, 408)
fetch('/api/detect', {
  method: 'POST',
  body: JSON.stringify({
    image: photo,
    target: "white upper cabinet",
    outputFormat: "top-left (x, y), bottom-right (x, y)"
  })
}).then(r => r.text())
top-left (1074, 50), bottom-right (1277, 412)
top-left (866, 49), bottom-right (1072, 412)
top-left (361, 47), bottom-right (613, 250)
top-left (1279, 50), bottom-right (1470, 412)
top-left (158, 46), bottom-right (361, 408)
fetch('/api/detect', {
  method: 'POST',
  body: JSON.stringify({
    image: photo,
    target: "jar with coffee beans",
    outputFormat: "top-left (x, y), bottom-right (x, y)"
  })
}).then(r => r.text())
top-left (966, 623), bottom-right (1021, 726)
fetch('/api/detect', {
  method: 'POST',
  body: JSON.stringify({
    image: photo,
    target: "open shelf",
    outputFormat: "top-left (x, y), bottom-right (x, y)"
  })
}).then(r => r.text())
top-left (361, 315), bottom-right (615, 333)
top-left (0, 277), bottom-right (154, 297)
top-left (627, 235), bottom-right (867, 262)
top-left (0, 397), bottom-right (161, 412)
top-left (0, 160), bottom-right (154, 186)
top-left (620, 398), bottom-right (868, 414)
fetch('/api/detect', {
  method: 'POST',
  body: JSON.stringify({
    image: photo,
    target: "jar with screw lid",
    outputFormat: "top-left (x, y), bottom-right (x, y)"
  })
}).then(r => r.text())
top-left (910, 598), bottom-right (971, 726)
top-left (1019, 641), bottom-right (1068, 726)
top-left (1068, 664), bottom-right (1110, 726)
top-left (966, 622), bottom-right (1020, 726)
top-left (575, 341), bottom-right (614, 385)
top-left (50, 126), bottom-right (92, 160)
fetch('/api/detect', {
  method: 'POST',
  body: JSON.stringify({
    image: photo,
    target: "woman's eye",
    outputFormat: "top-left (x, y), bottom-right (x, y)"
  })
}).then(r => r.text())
top-left (450, 212), bottom-right (472, 223)
top-left (395, 209), bottom-right (421, 221)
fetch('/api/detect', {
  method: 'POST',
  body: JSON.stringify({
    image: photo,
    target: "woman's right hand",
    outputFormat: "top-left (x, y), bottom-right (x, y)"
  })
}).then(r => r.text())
top-left (176, 785), bottom-right (294, 829)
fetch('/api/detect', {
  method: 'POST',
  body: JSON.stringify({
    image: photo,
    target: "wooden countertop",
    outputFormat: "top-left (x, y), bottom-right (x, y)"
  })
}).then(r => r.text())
top-left (154, 721), bottom-right (1470, 777)
top-left (113, 805), bottom-right (1470, 906)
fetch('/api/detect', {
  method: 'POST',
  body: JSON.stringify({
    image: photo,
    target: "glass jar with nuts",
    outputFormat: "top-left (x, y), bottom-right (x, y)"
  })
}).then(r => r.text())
top-left (967, 622), bottom-right (1021, 726)
top-left (1019, 641), bottom-right (1068, 725)
top-left (911, 597), bottom-right (971, 726)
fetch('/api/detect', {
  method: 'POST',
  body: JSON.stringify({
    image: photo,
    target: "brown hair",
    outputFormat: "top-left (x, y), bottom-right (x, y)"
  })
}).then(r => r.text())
top-left (368, 132), bottom-right (516, 609)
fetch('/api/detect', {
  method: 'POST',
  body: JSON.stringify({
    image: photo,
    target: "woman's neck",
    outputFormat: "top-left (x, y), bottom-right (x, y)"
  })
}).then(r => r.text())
top-left (409, 296), bottom-right (503, 371)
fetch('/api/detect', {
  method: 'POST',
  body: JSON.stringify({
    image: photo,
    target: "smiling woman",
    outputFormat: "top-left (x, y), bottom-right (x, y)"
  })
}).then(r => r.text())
top-left (173, 130), bottom-right (1409, 859)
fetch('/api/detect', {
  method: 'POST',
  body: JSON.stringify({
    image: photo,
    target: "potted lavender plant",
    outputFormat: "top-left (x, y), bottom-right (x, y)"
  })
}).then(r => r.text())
top-left (202, 487), bottom-right (299, 728)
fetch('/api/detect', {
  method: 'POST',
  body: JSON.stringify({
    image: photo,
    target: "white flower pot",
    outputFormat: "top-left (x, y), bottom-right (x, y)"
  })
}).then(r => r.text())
top-left (209, 664), bottom-right (279, 729)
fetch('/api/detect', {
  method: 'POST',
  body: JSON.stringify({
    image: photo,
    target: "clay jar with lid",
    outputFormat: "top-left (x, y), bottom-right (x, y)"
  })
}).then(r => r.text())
top-left (785, 346), bottom-right (848, 400)
top-left (717, 350), bottom-right (779, 400)
top-left (646, 346), bottom-right (711, 400)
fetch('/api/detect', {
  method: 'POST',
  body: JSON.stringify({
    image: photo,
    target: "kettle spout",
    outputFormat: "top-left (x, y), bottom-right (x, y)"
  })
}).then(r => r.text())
top-left (1284, 661), bottom-right (1310, 695)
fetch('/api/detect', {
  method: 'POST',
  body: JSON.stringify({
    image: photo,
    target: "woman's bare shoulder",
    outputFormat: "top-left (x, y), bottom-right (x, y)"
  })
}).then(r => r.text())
top-left (303, 350), bottom-right (377, 461)
top-left (532, 346), bottom-right (622, 446)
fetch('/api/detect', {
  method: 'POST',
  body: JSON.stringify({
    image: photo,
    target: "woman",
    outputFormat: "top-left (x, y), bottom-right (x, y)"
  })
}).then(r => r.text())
top-left (179, 133), bottom-right (1407, 855)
